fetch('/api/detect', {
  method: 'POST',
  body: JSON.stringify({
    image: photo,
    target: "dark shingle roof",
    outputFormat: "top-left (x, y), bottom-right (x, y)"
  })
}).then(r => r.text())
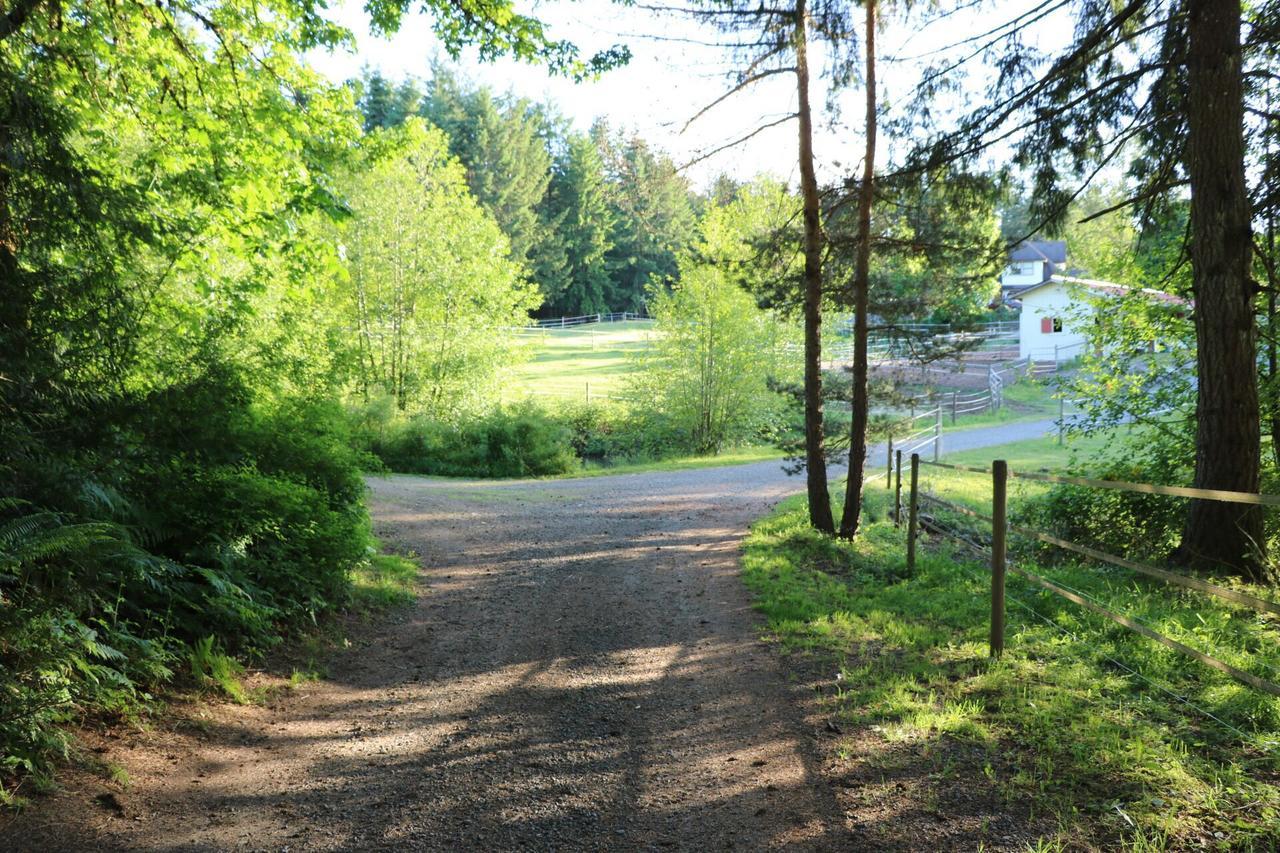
top-left (1008, 240), bottom-right (1067, 264)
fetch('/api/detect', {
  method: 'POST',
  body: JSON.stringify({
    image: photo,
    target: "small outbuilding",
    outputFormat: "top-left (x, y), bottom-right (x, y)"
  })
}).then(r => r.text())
top-left (1015, 275), bottom-right (1187, 362)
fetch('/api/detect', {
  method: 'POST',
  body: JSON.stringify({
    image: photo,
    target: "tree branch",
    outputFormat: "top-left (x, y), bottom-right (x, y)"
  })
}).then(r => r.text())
top-left (682, 65), bottom-right (794, 132)
top-left (679, 113), bottom-right (797, 170)
top-left (0, 0), bottom-right (42, 40)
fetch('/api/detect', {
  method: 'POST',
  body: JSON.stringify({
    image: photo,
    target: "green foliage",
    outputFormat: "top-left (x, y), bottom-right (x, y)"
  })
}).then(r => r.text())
top-left (420, 68), bottom-right (557, 266)
top-left (542, 134), bottom-right (617, 314)
top-left (629, 186), bottom-right (798, 455)
top-left (1016, 445), bottom-right (1189, 566)
top-left (0, 5), bottom-right (377, 789)
top-left (354, 70), bottom-right (422, 132)
top-left (634, 266), bottom-right (787, 454)
top-left (357, 403), bottom-right (579, 478)
top-left (349, 69), bottom-right (698, 317)
top-left (1060, 283), bottom-right (1196, 443)
top-left (0, 0), bottom-right (629, 801)
top-left (340, 119), bottom-right (538, 415)
top-left (188, 637), bottom-right (249, 704)
top-left (858, 168), bottom-right (1004, 324)
top-left (596, 125), bottom-right (696, 313)
top-left (553, 401), bottom-right (688, 463)
top-left (363, 0), bottom-right (629, 78)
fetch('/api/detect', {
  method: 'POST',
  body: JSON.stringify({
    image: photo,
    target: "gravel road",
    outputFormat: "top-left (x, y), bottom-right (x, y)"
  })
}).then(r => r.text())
top-left (3, 420), bottom-right (1056, 852)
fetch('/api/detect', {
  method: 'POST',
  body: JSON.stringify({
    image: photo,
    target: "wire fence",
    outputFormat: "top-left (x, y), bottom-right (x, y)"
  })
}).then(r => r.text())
top-left (896, 451), bottom-right (1280, 720)
top-left (515, 382), bottom-right (635, 404)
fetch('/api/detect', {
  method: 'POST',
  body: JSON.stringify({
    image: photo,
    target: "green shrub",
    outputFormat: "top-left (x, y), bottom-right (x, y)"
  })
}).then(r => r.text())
top-left (361, 403), bottom-right (578, 477)
top-left (1, 369), bottom-right (375, 787)
top-left (1015, 439), bottom-right (1187, 563)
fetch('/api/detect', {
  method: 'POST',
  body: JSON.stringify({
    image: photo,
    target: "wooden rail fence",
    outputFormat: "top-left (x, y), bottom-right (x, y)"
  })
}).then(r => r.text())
top-left (899, 452), bottom-right (1280, 699)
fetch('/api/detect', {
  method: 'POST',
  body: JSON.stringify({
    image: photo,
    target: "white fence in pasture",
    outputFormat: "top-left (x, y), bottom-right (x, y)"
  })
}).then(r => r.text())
top-left (505, 316), bottom-right (1098, 408)
top-left (518, 311), bottom-right (650, 330)
top-left (823, 321), bottom-right (1021, 367)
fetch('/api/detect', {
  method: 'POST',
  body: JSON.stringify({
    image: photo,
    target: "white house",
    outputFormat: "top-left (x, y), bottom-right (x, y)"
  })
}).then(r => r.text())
top-left (1001, 240), bottom-right (1067, 293)
top-left (1016, 274), bottom-right (1187, 361)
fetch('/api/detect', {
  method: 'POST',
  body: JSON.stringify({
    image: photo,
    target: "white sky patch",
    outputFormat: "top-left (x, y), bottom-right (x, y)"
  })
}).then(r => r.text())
top-left (306, 1), bottom-right (1074, 191)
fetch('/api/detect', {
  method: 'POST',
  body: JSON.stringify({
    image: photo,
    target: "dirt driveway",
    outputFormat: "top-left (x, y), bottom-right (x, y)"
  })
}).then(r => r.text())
top-left (4, 421), bottom-right (1056, 851)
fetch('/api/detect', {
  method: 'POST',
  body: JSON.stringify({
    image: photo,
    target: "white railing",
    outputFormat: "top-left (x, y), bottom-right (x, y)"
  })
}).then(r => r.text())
top-left (826, 326), bottom-right (1020, 367)
top-left (517, 311), bottom-right (650, 330)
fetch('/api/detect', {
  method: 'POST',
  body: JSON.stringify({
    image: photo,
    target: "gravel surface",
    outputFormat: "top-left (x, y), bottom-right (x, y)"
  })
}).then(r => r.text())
top-left (2, 420), bottom-right (1056, 852)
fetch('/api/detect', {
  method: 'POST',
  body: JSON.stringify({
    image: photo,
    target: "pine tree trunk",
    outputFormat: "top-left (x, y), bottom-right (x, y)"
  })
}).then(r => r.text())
top-left (1176, 0), bottom-right (1266, 579)
top-left (795, 0), bottom-right (834, 533)
top-left (838, 0), bottom-right (876, 539)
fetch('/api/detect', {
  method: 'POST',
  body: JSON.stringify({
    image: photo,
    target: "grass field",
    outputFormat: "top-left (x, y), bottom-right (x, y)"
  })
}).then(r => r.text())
top-left (502, 320), bottom-right (655, 402)
top-left (742, 431), bottom-right (1280, 850)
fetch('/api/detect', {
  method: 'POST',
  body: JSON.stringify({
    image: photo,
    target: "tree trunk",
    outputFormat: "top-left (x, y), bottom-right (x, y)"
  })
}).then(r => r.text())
top-left (795, 0), bottom-right (834, 533)
top-left (1176, 0), bottom-right (1265, 579)
top-left (838, 0), bottom-right (877, 539)
top-left (1268, 172), bottom-right (1279, 471)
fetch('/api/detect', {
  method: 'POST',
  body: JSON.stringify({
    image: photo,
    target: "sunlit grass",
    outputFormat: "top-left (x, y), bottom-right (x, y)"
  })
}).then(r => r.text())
top-left (743, 437), bottom-right (1280, 850)
top-left (351, 550), bottom-right (419, 612)
top-left (502, 320), bottom-right (655, 401)
top-left (569, 444), bottom-right (786, 477)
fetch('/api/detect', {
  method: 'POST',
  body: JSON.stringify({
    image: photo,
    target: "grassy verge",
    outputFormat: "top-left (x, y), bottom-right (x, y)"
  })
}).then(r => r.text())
top-left (384, 445), bottom-right (789, 482)
top-left (573, 445), bottom-right (786, 477)
top-left (351, 550), bottom-right (419, 612)
top-left (934, 379), bottom-right (1061, 433)
top-left (190, 541), bottom-right (420, 706)
top-left (742, 440), bottom-right (1280, 850)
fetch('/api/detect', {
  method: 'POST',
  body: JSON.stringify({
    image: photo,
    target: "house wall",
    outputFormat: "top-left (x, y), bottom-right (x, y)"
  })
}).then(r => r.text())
top-left (1018, 283), bottom-right (1092, 360)
top-left (1000, 260), bottom-right (1045, 289)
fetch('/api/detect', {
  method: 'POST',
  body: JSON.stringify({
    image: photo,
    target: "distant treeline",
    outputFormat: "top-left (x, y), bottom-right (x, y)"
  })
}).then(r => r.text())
top-left (351, 68), bottom-right (714, 318)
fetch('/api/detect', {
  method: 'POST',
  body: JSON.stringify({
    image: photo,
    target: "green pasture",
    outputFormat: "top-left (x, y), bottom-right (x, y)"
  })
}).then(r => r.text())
top-left (502, 320), bottom-right (655, 402)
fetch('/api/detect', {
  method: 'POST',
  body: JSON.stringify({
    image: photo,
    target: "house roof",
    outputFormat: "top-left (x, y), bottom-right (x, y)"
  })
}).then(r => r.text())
top-left (1016, 274), bottom-right (1189, 306)
top-left (1008, 240), bottom-right (1067, 264)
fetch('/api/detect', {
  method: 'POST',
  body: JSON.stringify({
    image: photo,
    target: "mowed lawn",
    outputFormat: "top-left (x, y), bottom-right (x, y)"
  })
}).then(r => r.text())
top-left (502, 320), bottom-right (655, 402)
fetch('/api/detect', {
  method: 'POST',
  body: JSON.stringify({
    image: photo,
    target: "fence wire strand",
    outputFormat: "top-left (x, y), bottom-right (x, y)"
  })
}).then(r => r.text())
top-left (927, 520), bottom-right (1264, 746)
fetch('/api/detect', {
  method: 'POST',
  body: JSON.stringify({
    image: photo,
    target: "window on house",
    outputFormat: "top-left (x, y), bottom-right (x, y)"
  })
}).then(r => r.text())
top-left (1040, 317), bottom-right (1064, 334)
top-left (1053, 317), bottom-right (1063, 333)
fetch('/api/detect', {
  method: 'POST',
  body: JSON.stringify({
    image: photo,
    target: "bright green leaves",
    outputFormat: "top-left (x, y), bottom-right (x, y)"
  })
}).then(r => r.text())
top-left (339, 119), bottom-right (538, 418)
top-left (630, 182), bottom-right (797, 454)
top-left (363, 0), bottom-right (630, 79)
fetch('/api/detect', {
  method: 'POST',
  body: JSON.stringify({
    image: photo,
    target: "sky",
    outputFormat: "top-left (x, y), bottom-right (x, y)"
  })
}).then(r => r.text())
top-left (305, 1), bottom-right (1068, 190)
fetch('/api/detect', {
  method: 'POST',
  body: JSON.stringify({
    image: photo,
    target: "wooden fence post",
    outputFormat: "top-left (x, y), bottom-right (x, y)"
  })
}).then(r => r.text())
top-left (990, 459), bottom-right (1008, 658)
top-left (1058, 396), bottom-right (1065, 446)
top-left (887, 437), bottom-right (894, 489)
top-left (894, 449), bottom-right (903, 526)
top-left (933, 406), bottom-right (942, 462)
top-left (951, 391), bottom-right (958, 425)
top-left (907, 453), bottom-right (919, 571)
